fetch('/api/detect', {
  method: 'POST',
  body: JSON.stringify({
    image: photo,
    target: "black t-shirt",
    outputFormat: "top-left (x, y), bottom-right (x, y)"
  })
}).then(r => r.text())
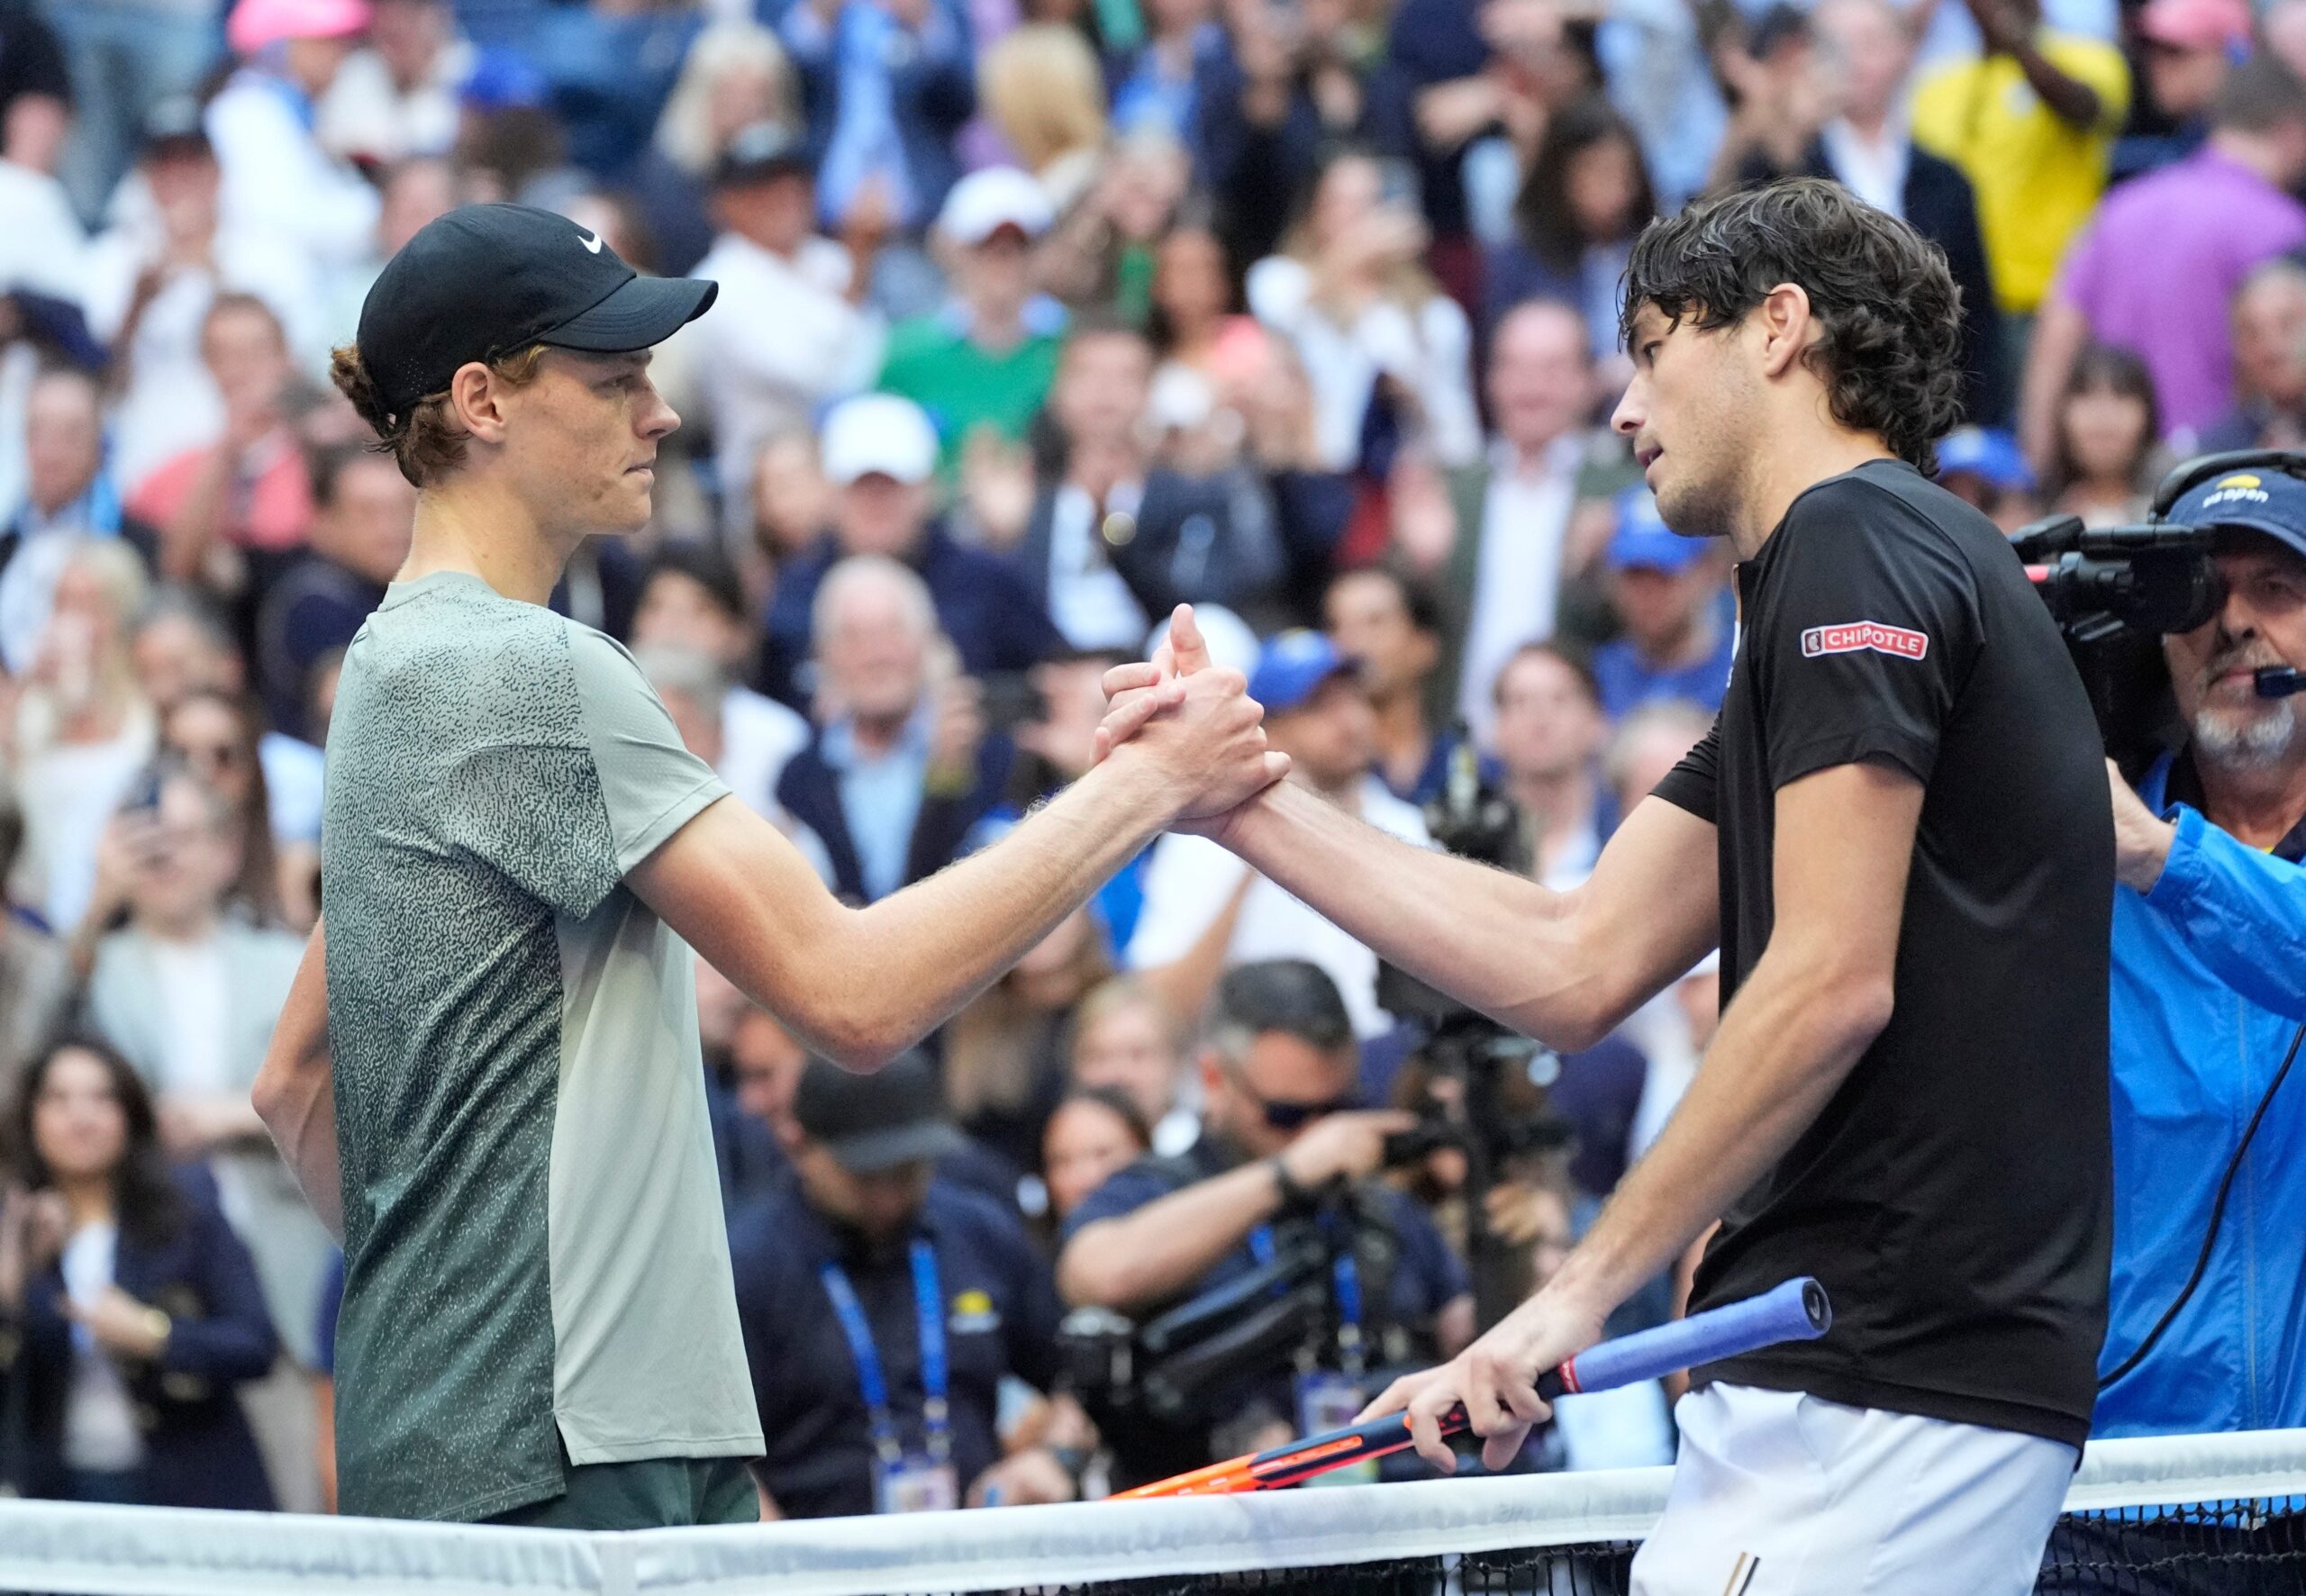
top-left (1653, 458), bottom-right (2112, 1449)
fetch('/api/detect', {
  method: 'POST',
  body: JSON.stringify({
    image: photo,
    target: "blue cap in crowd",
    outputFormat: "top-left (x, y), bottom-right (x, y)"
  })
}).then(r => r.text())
top-left (1607, 489), bottom-right (1708, 574)
top-left (1249, 630), bottom-right (1357, 715)
top-left (2165, 466), bottom-right (2306, 560)
top-left (1936, 427), bottom-right (2034, 494)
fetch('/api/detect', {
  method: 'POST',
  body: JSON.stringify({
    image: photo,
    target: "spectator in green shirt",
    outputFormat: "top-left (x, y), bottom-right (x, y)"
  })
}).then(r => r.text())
top-left (877, 168), bottom-right (1067, 475)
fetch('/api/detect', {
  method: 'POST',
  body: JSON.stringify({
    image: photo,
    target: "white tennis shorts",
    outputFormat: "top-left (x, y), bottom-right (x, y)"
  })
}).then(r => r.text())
top-left (1629, 1383), bottom-right (2077, 1596)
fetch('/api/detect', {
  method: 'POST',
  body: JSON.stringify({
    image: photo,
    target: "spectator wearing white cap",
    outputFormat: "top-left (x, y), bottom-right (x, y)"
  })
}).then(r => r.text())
top-left (207, 0), bottom-right (383, 279)
top-left (876, 167), bottom-right (1067, 476)
top-left (756, 392), bottom-right (1061, 709)
top-left (683, 123), bottom-right (886, 539)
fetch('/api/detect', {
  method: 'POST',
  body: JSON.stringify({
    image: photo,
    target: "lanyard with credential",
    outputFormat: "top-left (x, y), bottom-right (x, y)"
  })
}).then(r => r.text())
top-left (1249, 1225), bottom-right (1366, 1378)
top-left (819, 1240), bottom-right (952, 1466)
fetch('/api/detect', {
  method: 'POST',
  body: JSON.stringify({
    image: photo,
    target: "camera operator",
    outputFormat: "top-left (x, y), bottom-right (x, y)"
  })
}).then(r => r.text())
top-left (2089, 465), bottom-right (2306, 1446)
top-left (1056, 959), bottom-right (1474, 1489)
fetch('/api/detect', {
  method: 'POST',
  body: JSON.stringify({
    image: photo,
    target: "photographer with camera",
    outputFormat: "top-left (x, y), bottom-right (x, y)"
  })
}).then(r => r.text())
top-left (1056, 959), bottom-right (1474, 1490)
top-left (2086, 461), bottom-right (2306, 1448)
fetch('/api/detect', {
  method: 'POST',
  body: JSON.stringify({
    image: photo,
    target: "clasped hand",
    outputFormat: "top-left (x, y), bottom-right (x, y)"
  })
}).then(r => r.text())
top-left (1096, 605), bottom-right (1291, 828)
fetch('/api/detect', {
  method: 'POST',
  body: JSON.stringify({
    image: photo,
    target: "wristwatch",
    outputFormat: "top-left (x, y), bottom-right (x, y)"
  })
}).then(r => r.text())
top-left (1266, 1156), bottom-right (1313, 1212)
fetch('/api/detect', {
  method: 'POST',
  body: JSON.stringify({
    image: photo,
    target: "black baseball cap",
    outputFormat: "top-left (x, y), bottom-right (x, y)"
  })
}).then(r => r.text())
top-left (792, 1052), bottom-right (966, 1174)
top-left (355, 203), bottom-right (718, 420)
top-left (713, 122), bottom-right (813, 188)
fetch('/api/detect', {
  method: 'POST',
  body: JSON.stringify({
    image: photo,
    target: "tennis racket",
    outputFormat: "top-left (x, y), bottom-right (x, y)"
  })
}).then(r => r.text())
top-left (1116, 1275), bottom-right (1831, 1498)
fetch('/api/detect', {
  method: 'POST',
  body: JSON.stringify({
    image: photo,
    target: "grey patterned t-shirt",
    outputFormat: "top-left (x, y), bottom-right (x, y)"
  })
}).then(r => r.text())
top-left (322, 571), bottom-right (763, 1523)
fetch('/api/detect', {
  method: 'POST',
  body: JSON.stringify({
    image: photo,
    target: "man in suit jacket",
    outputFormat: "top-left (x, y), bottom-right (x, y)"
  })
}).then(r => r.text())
top-left (1438, 302), bottom-right (1637, 748)
top-left (82, 765), bottom-right (331, 1381)
top-left (1012, 321), bottom-right (1291, 648)
top-left (775, 558), bottom-right (1012, 904)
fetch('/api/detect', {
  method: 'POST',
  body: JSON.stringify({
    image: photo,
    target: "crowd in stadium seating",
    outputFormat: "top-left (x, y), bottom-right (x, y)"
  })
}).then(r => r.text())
top-left (0, 0), bottom-right (2302, 1519)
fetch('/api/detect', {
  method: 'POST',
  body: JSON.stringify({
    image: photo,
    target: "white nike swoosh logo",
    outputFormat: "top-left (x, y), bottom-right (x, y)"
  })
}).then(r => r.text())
top-left (576, 229), bottom-right (604, 254)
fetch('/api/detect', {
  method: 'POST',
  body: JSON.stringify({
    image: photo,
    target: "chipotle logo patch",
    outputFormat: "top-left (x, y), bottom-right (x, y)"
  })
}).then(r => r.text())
top-left (1800, 621), bottom-right (1929, 661)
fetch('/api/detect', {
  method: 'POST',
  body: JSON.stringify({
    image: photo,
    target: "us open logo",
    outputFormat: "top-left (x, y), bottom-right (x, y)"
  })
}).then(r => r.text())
top-left (1800, 621), bottom-right (1929, 661)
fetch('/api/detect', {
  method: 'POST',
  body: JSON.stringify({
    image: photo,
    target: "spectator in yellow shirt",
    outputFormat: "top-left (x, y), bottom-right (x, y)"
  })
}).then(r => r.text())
top-left (1912, 0), bottom-right (2130, 324)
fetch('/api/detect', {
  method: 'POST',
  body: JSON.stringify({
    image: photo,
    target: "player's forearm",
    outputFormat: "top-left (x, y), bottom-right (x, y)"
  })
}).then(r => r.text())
top-left (813, 756), bottom-right (1176, 1066)
top-left (252, 920), bottom-right (344, 1237)
top-left (1225, 782), bottom-right (1612, 1049)
top-left (1544, 949), bottom-right (1893, 1319)
top-left (1058, 1162), bottom-right (1285, 1310)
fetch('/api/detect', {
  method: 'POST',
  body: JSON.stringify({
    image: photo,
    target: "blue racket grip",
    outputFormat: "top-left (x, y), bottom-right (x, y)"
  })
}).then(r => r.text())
top-left (1543, 1276), bottom-right (1831, 1399)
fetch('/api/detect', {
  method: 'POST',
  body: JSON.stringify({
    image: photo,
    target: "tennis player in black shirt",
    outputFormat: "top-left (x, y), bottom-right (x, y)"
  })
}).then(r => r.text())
top-left (1098, 178), bottom-right (2113, 1594)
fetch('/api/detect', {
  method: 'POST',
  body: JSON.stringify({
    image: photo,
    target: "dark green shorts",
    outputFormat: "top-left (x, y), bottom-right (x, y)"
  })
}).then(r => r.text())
top-left (485, 1455), bottom-right (759, 1531)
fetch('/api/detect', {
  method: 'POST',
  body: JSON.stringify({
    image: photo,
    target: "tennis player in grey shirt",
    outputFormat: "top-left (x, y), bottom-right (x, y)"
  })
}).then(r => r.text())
top-left (251, 204), bottom-right (1286, 1529)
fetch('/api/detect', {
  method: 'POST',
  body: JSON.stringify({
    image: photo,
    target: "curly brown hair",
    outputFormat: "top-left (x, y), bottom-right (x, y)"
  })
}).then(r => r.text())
top-left (1620, 178), bottom-right (1965, 474)
top-left (330, 342), bottom-right (548, 488)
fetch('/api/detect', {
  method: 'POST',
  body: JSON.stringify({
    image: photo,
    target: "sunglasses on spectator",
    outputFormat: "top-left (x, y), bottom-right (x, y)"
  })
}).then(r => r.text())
top-left (170, 740), bottom-right (246, 774)
top-left (1233, 1075), bottom-right (1357, 1131)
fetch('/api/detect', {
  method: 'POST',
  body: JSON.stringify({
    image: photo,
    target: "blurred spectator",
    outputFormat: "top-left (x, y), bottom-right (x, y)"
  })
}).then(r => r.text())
top-left (1911, 0), bottom-right (2129, 327)
top-left (1147, 221), bottom-right (1247, 380)
top-left (1440, 300), bottom-right (1622, 747)
top-left (128, 295), bottom-right (316, 597)
top-left (748, 429), bottom-right (837, 579)
top-left (1709, 5), bottom-right (1825, 195)
top-left (2024, 56), bottom-right (2306, 458)
top-left (1774, 0), bottom-right (2004, 426)
top-left (693, 959), bottom-right (792, 1211)
top-left (84, 104), bottom-right (324, 489)
top-left (782, 0), bottom-right (976, 235)
top-left (1109, 0), bottom-right (1221, 141)
top-left (1245, 146), bottom-right (1480, 475)
top-left (634, 22), bottom-right (800, 277)
top-left (1484, 94), bottom-right (1654, 365)
top-left (0, 792), bottom-right (71, 1087)
top-left (527, 0), bottom-right (704, 183)
top-left (79, 763), bottom-right (328, 1374)
top-left (1067, 974), bottom-right (1197, 1155)
top-left (0, 6), bottom-right (71, 179)
top-left (1591, 490), bottom-right (1733, 722)
top-left (878, 168), bottom-right (1064, 471)
top-left (1019, 318), bottom-right (1290, 646)
top-left (156, 690), bottom-right (299, 929)
top-left (253, 445), bottom-right (413, 740)
top-left (728, 1052), bottom-right (1074, 1518)
top-left (0, 1036), bottom-right (278, 1508)
top-left (775, 556), bottom-right (1012, 902)
top-left (731, 1002), bottom-right (808, 1151)
top-left (1057, 958), bottom-right (1472, 1490)
top-left (0, 90), bottom-right (84, 297)
top-left (1195, 0), bottom-right (1412, 270)
top-left (0, 368), bottom-right (155, 677)
top-left (209, 0), bottom-right (382, 278)
top-left (685, 122), bottom-right (885, 537)
top-left (758, 393), bottom-right (1060, 707)
top-left (44, 0), bottom-right (212, 223)
top-left (1126, 630), bottom-right (1429, 1038)
top-left (1040, 1084), bottom-right (1149, 1223)
top-left (947, 902), bottom-right (1110, 1180)
top-left (1934, 423), bottom-right (2041, 532)
top-left (129, 588), bottom-right (325, 873)
top-left (1491, 641), bottom-right (1606, 890)
top-left (631, 543), bottom-right (809, 812)
top-left (1035, 126), bottom-right (1192, 321)
top-left (2043, 344), bottom-right (2160, 529)
top-left (316, 0), bottom-right (470, 165)
top-left (2118, 0), bottom-right (2252, 180)
top-left (6, 540), bottom-right (153, 932)
top-left (1322, 563), bottom-right (1487, 807)
top-left (2201, 258), bottom-right (2306, 452)
top-left (977, 24), bottom-right (1107, 213)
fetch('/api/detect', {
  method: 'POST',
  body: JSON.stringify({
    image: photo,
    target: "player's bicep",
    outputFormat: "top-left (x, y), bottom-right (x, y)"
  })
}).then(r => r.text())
top-left (1768, 760), bottom-right (1923, 993)
top-left (627, 796), bottom-right (854, 1046)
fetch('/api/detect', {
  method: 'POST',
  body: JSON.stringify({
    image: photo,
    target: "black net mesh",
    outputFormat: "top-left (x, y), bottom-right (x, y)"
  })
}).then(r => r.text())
top-left (959, 1500), bottom-right (2306, 1596)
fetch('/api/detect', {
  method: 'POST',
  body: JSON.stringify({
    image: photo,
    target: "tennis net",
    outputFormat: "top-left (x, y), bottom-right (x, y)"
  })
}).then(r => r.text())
top-left (0, 1428), bottom-right (2298, 1596)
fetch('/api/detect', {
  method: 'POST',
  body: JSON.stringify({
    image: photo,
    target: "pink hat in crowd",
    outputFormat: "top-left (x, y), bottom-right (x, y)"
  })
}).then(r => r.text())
top-left (2136, 0), bottom-right (2252, 51)
top-left (227, 0), bottom-right (372, 56)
